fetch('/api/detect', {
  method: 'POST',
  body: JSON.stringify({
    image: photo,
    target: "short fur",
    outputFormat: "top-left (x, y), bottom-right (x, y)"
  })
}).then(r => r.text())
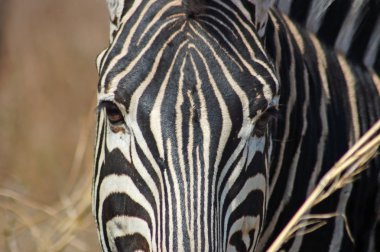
top-left (182, 0), bottom-right (208, 17)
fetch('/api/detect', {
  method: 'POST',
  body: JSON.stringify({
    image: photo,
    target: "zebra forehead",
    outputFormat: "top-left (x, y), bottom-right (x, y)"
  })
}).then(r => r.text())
top-left (97, 0), bottom-right (278, 117)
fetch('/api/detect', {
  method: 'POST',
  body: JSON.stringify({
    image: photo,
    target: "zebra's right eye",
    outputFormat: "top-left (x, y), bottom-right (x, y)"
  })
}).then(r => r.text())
top-left (252, 107), bottom-right (278, 137)
top-left (104, 102), bottom-right (124, 125)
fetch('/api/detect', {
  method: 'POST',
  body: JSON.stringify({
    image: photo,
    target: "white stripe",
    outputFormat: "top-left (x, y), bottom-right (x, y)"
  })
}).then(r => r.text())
top-left (328, 184), bottom-right (353, 252)
top-left (188, 51), bottom-right (212, 251)
top-left (175, 57), bottom-right (194, 245)
top-left (334, 0), bottom-right (367, 54)
top-left (163, 170), bottom-right (174, 252)
top-left (363, 16), bottom-right (380, 69)
top-left (106, 216), bottom-right (151, 251)
top-left (337, 54), bottom-right (360, 141)
top-left (125, 25), bottom-right (186, 248)
top-left (137, 1), bottom-right (182, 45)
top-left (122, 25), bottom-right (187, 250)
top-left (214, 2), bottom-right (268, 57)
top-left (104, 18), bottom-right (179, 95)
top-left (129, 136), bottom-right (160, 247)
top-left (150, 40), bottom-right (188, 159)
top-left (196, 146), bottom-right (203, 251)
top-left (306, 0), bottom-right (335, 33)
top-left (93, 115), bottom-right (108, 250)
top-left (99, 0), bottom-right (145, 79)
top-left (224, 173), bottom-right (267, 250)
top-left (328, 53), bottom-right (359, 252)
top-left (259, 67), bottom-right (310, 250)
top-left (195, 19), bottom-right (244, 71)
top-left (207, 5), bottom-right (279, 99)
top-left (105, 119), bottom-right (132, 162)
top-left (189, 43), bottom-right (232, 251)
top-left (227, 215), bottom-right (261, 252)
top-left (290, 34), bottom-right (331, 252)
top-left (269, 28), bottom-right (297, 197)
top-left (98, 174), bottom-right (155, 251)
top-left (166, 138), bottom-right (185, 251)
top-left (186, 89), bottom-right (196, 252)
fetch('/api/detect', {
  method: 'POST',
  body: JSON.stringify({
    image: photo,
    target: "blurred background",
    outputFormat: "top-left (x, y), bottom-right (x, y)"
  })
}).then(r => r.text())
top-left (0, 0), bottom-right (109, 251)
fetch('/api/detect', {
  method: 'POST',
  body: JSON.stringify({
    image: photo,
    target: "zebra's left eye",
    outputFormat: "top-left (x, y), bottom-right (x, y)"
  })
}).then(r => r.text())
top-left (103, 102), bottom-right (124, 125)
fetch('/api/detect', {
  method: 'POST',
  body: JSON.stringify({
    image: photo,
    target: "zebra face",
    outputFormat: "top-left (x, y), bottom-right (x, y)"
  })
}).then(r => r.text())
top-left (93, 1), bottom-right (279, 251)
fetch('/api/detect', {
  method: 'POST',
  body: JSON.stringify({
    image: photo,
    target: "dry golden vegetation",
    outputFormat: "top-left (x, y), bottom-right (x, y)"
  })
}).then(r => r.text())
top-left (0, 0), bottom-right (108, 251)
top-left (267, 121), bottom-right (380, 251)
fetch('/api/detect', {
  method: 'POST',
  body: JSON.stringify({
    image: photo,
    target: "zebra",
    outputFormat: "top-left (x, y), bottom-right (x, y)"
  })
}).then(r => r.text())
top-left (92, 0), bottom-right (380, 251)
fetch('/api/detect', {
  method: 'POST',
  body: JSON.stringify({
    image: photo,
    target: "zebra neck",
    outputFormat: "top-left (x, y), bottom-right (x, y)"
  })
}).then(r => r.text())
top-left (258, 8), bottom-right (380, 251)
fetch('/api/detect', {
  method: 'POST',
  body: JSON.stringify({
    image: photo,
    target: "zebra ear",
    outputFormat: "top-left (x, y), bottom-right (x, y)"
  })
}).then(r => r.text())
top-left (106, 0), bottom-right (131, 39)
top-left (106, 0), bottom-right (125, 24)
top-left (246, 0), bottom-right (275, 37)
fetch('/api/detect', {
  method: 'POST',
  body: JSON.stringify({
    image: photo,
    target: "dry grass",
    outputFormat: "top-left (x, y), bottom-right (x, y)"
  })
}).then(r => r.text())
top-left (268, 120), bottom-right (380, 252)
top-left (0, 109), bottom-right (95, 251)
top-left (0, 1), bottom-right (108, 251)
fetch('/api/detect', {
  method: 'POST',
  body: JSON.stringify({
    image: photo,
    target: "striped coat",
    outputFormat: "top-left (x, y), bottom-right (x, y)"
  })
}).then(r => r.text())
top-left (92, 0), bottom-right (380, 251)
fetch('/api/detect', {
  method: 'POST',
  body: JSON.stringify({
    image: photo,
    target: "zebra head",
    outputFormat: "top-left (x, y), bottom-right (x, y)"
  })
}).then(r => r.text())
top-left (93, 0), bottom-right (279, 251)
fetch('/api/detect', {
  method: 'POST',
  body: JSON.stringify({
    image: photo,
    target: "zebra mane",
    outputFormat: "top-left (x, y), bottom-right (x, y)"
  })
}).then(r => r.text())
top-left (181, 0), bottom-right (275, 36)
top-left (275, 0), bottom-right (380, 73)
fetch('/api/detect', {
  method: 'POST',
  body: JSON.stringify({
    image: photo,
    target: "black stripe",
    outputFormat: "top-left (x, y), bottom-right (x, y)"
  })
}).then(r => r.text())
top-left (347, 1), bottom-right (380, 64)
top-left (317, 0), bottom-right (353, 46)
top-left (289, 0), bottom-right (312, 26)
top-left (115, 233), bottom-right (150, 252)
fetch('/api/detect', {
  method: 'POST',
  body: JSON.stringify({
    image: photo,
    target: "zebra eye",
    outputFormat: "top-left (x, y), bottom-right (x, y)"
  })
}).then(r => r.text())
top-left (252, 107), bottom-right (278, 137)
top-left (104, 102), bottom-right (124, 125)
